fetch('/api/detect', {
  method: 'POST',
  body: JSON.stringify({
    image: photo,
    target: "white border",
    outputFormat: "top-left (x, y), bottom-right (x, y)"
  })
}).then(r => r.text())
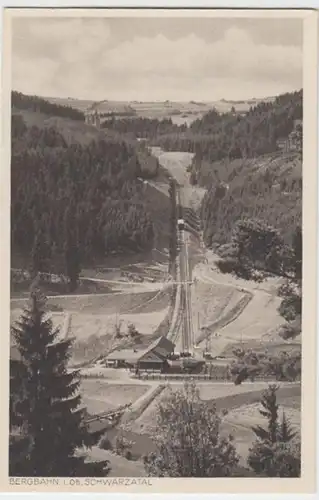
top-left (0, 3), bottom-right (318, 499)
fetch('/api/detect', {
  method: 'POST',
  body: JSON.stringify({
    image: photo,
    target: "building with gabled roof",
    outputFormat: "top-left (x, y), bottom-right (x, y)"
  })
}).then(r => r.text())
top-left (105, 336), bottom-right (175, 371)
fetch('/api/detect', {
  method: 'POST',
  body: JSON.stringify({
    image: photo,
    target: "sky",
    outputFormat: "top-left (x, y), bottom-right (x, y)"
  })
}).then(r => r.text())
top-left (12, 16), bottom-right (303, 102)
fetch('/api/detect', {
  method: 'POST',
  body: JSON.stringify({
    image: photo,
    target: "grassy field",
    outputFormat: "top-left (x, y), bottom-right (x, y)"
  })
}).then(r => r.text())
top-left (11, 288), bottom-right (167, 314)
top-left (11, 285), bottom-right (171, 364)
top-left (80, 380), bottom-right (150, 416)
top-left (192, 257), bottom-right (290, 355)
top-left (44, 96), bottom-right (270, 120)
top-left (191, 282), bottom-right (248, 342)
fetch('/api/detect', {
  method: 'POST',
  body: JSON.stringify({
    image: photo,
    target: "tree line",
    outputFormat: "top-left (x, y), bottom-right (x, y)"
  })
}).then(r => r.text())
top-left (101, 116), bottom-right (186, 138)
top-left (229, 346), bottom-right (301, 385)
top-left (12, 91), bottom-right (85, 121)
top-left (11, 114), bottom-right (156, 289)
top-left (153, 90), bottom-right (302, 163)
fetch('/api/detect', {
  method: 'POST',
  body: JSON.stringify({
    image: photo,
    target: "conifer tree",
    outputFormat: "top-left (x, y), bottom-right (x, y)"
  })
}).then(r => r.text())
top-left (251, 384), bottom-right (279, 444)
top-left (248, 385), bottom-right (300, 477)
top-left (10, 289), bottom-right (110, 477)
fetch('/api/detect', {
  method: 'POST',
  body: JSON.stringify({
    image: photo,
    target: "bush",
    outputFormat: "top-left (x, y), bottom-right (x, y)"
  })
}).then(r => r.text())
top-left (114, 434), bottom-right (133, 457)
top-left (144, 382), bottom-right (239, 477)
top-left (248, 441), bottom-right (301, 477)
top-left (99, 435), bottom-right (113, 451)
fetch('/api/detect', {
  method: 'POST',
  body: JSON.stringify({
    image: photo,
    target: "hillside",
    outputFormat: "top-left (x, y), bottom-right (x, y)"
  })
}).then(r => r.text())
top-left (42, 96), bottom-right (276, 119)
top-left (11, 93), bottom-right (171, 279)
top-left (12, 91), bottom-right (85, 121)
top-left (154, 89), bottom-right (302, 159)
top-left (200, 151), bottom-right (302, 248)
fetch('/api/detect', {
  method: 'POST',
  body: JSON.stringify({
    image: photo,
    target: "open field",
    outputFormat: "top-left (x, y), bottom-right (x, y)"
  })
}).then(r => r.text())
top-left (191, 281), bottom-right (248, 342)
top-left (192, 256), bottom-right (290, 354)
top-left (11, 285), bottom-right (171, 364)
top-left (80, 380), bottom-right (150, 415)
top-left (11, 287), bottom-right (168, 314)
top-left (44, 96), bottom-right (273, 120)
top-left (11, 304), bottom-right (170, 358)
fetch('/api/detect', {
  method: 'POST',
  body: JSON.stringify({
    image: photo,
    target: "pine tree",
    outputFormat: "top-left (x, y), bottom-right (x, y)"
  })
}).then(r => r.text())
top-left (278, 411), bottom-right (297, 443)
top-left (248, 384), bottom-right (300, 477)
top-left (251, 384), bottom-right (279, 444)
top-left (10, 290), bottom-right (110, 477)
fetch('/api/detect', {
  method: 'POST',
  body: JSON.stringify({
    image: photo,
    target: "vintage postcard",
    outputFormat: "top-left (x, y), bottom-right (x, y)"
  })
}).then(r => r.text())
top-left (0, 7), bottom-right (317, 494)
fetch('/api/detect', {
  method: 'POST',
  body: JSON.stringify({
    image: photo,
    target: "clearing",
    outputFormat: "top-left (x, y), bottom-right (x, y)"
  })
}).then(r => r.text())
top-left (192, 254), bottom-right (291, 355)
top-left (10, 285), bottom-right (172, 364)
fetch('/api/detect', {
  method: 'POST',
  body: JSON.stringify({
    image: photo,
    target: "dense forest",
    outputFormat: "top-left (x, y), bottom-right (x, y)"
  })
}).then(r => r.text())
top-left (11, 89), bottom-right (303, 284)
top-left (154, 90), bottom-right (302, 162)
top-left (190, 90), bottom-right (303, 249)
top-left (11, 105), bottom-right (166, 287)
top-left (12, 91), bottom-right (85, 121)
top-left (101, 116), bottom-right (186, 138)
top-left (200, 152), bottom-right (302, 248)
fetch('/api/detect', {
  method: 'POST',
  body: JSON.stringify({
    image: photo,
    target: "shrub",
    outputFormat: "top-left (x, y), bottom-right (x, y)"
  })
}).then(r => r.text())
top-left (99, 435), bottom-right (113, 451)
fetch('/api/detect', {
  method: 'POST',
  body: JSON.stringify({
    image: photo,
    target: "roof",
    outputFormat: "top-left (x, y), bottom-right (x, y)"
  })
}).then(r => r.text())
top-left (106, 336), bottom-right (175, 363)
top-left (145, 336), bottom-right (175, 355)
top-left (106, 349), bottom-right (143, 362)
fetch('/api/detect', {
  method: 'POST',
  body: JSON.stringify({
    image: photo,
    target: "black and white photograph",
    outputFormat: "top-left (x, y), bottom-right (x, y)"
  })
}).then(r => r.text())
top-left (4, 8), bottom-right (317, 491)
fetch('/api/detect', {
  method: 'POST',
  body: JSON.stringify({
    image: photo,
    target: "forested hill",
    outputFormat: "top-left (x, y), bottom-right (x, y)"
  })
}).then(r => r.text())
top-left (195, 91), bottom-right (303, 250)
top-left (155, 89), bottom-right (302, 162)
top-left (12, 91), bottom-right (85, 121)
top-left (101, 116), bottom-right (185, 138)
top-left (11, 105), bottom-right (170, 282)
top-left (200, 152), bottom-right (302, 249)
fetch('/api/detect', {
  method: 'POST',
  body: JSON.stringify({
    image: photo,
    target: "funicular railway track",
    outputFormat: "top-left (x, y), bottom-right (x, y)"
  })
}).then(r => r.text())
top-left (175, 184), bottom-right (196, 355)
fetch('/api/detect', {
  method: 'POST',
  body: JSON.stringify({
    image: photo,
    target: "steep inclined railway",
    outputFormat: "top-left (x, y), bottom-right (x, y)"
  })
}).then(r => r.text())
top-left (177, 188), bottom-right (195, 354)
top-left (151, 149), bottom-right (199, 355)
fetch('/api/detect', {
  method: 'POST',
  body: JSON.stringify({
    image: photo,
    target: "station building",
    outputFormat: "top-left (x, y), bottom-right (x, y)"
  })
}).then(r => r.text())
top-left (105, 336), bottom-right (175, 372)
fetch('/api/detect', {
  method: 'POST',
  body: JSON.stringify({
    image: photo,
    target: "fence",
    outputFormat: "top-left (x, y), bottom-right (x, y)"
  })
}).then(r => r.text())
top-left (130, 372), bottom-right (232, 382)
top-left (129, 371), bottom-right (298, 383)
